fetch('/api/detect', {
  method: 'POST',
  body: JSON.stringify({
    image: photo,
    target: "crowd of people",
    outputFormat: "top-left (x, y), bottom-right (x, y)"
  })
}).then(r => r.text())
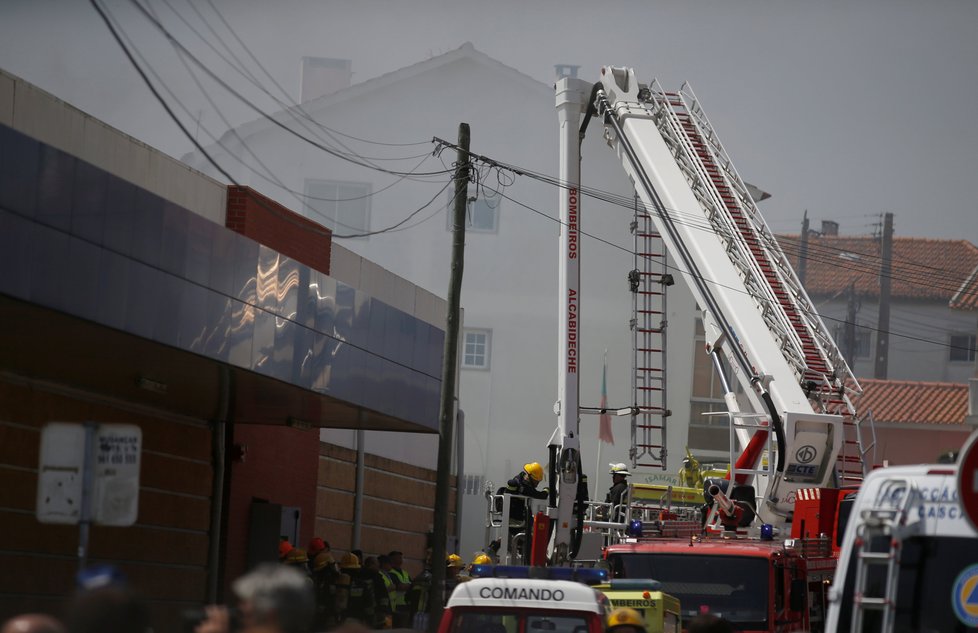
top-left (275, 537), bottom-right (486, 631)
top-left (0, 536), bottom-right (738, 633)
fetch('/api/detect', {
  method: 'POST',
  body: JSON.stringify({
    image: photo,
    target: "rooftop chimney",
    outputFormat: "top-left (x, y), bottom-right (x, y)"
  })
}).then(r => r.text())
top-left (821, 220), bottom-right (839, 236)
top-left (554, 64), bottom-right (580, 79)
top-left (300, 57), bottom-right (352, 103)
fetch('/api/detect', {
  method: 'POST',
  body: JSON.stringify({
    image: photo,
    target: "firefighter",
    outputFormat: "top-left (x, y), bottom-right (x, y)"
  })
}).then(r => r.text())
top-left (310, 552), bottom-right (342, 630)
top-left (444, 554), bottom-right (464, 601)
top-left (606, 607), bottom-right (646, 633)
top-left (679, 446), bottom-right (703, 489)
top-left (338, 553), bottom-right (375, 626)
top-left (605, 463), bottom-right (630, 522)
top-left (497, 462), bottom-right (549, 560)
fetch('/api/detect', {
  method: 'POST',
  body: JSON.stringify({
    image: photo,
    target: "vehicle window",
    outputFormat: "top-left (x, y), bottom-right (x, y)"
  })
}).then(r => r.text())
top-left (610, 553), bottom-right (768, 630)
top-left (449, 612), bottom-right (517, 633)
top-left (525, 614), bottom-right (590, 633)
top-left (450, 611), bottom-right (589, 633)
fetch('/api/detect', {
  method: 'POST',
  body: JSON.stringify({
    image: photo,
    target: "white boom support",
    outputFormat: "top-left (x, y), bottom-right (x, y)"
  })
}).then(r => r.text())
top-left (549, 66), bottom-right (862, 555)
top-left (551, 76), bottom-right (591, 563)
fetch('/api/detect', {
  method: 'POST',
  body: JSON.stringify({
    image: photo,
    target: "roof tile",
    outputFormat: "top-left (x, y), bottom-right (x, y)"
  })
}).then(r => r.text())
top-left (857, 378), bottom-right (970, 425)
top-left (778, 235), bottom-right (978, 302)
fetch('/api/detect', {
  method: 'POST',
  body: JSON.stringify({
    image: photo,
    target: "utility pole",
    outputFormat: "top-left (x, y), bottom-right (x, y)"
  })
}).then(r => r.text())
top-left (844, 282), bottom-right (858, 368)
top-left (874, 212), bottom-right (893, 379)
top-left (798, 211), bottom-right (810, 285)
top-left (429, 123), bottom-right (470, 631)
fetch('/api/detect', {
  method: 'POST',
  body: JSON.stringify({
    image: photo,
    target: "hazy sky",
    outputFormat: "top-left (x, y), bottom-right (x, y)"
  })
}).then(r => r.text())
top-left (1, 0), bottom-right (976, 241)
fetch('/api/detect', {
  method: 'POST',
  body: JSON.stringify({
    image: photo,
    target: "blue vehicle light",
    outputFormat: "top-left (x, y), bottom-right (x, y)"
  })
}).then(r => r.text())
top-left (469, 565), bottom-right (608, 585)
top-left (760, 523), bottom-right (774, 540)
top-left (626, 519), bottom-right (643, 537)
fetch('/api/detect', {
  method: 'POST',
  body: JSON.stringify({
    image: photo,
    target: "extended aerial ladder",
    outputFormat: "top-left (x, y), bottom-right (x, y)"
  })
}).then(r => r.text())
top-left (548, 67), bottom-right (872, 560)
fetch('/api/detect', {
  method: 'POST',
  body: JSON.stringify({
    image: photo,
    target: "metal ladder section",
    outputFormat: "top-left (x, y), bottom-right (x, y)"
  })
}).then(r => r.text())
top-left (645, 79), bottom-right (871, 481)
top-left (851, 478), bottom-right (916, 632)
top-left (629, 200), bottom-right (670, 470)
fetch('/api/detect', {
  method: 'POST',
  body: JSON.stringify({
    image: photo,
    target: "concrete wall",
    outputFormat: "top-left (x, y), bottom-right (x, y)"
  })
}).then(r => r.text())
top-left (873, 425), bottom-right (973, 465)
top-left (315, 443), bottom-right (457, 575)
top-left (817, 299), bottom-right (978, 382)
top-left (0, 68), bottom-right (226, 225)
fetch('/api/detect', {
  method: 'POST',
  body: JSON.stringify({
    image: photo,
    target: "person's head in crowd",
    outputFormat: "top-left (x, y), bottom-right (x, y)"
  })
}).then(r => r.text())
top-left (65, 588), bottom-right (150, 633)
top-left (687, 613), bottom-right (734, 633)
top-left (307, 538), bottom-right (329, 559)
top-left (363, 556), bottom-right (380, 572)
top-left (388, 551), bottom-right (404, 569)
top-left (231, 563), bottom-right (315, 633)
top-left (1, 614), bottom-right (66, 633)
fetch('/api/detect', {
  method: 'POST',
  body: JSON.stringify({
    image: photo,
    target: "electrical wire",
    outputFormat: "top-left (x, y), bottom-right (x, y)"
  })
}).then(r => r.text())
top-left (480, 180), bottom-right (977, 355)
top-left (126, 0), bottom-right (454, 179)
top-left (102, 0), bottom-right (978, 311)
top-left (431, 137), bottom-right (978, 302)
top-left (197, 0), bottom-right (430, 149)
top-left (156, 0), bottom-right (430, 165)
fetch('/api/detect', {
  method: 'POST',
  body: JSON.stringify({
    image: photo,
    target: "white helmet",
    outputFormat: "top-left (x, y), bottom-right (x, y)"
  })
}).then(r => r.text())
top-left (609, 463), bottom-right (630, 476)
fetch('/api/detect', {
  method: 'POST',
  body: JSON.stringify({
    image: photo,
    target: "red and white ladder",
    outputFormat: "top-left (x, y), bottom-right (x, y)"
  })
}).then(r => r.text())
top-left (630, 197), bottom-right (671, 470)
top-left (645, 80), bottom-right (873, 481)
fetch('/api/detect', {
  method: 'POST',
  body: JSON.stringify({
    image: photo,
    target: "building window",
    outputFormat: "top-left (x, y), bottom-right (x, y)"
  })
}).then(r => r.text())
top-left (448, 186), bottom-right (499, 233)
top-left (463, 474), bottom-right (485, 496)
top-left (462, 328), bottom-right (491, 369)
top-left (688, 400), bottom-right (730, 452)
top-left (949, 333), bottom-right (977, 363)
top-left (304, 179), bottom-right (371, 237)
top-left (689, 318), bottom-right (729, 452)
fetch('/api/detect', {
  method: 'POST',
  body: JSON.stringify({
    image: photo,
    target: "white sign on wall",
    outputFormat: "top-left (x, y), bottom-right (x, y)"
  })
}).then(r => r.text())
top-left (36, 422), bottom-right (142, 526)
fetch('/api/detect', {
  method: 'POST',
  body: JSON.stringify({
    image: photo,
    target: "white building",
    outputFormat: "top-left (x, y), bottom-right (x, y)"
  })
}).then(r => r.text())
top-left (780, 223), bottom-right (978, 383)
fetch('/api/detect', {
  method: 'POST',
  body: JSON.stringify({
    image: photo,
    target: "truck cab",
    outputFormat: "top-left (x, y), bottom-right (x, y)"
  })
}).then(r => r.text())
top-left (438, 567), bottom-right (609, 633)
top-left (606, 537), bottom-right (834, 633)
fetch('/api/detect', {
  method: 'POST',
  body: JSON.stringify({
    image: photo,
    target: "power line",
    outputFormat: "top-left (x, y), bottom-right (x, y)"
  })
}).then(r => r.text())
top-left (126, 0), bottom-right (454, 180)
top-left (431, 137), bottom-right (978, 301)
top-left (197, 0), bottom-right (430, 149)
top-left (99, 0), bottom-right (466, 240)
top-left (481, 182), bottom-right (977, 355)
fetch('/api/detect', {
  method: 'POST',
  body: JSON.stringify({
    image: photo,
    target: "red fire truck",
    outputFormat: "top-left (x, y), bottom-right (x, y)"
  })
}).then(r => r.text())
top-left (483, 63), bottom-right (873, 630)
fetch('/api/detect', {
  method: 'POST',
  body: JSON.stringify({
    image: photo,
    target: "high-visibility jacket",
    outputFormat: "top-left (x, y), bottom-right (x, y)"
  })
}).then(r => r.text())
top-left (387, 567), bottom-right (411, 610)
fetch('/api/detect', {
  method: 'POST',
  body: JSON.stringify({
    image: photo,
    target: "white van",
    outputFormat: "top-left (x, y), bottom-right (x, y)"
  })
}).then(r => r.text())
top-left (824, 462), bottom-right (978, 632)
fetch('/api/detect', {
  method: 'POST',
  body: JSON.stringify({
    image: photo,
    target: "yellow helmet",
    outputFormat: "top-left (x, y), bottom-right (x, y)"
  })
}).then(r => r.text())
top-left (472, 553), bottom-right (492, 565)
top-left (446, 553), bottom-right (463, 567)
top-left (607, 607), bottom-right (645, 631)
top-left (523, 462), bottom-right (544, 482)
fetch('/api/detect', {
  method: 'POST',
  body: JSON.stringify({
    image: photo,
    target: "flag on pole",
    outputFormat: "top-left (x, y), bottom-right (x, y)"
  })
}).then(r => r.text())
top-left (598, 354), bottom-right (614, 445)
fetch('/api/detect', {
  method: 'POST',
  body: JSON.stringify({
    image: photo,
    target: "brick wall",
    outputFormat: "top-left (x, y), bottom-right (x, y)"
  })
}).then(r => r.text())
top-left (0, 379), bottom-right (212, 631)
top-left (316, 443), bottom-right (457, 576)
top-left (225, 186), bottom-right (332, 275)
top-left (874, 426), bottom-right (973, 465)
top-left (223, 424), bottom-right (319, 593)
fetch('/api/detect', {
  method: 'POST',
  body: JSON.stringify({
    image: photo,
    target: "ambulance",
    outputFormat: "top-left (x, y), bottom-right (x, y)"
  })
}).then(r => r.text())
top-left (824, 454), bottom-right (978, 632)
top-left (437, 566), bottom-right (609, 633)
top-left (593, 579), bottom-right (681, 633)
